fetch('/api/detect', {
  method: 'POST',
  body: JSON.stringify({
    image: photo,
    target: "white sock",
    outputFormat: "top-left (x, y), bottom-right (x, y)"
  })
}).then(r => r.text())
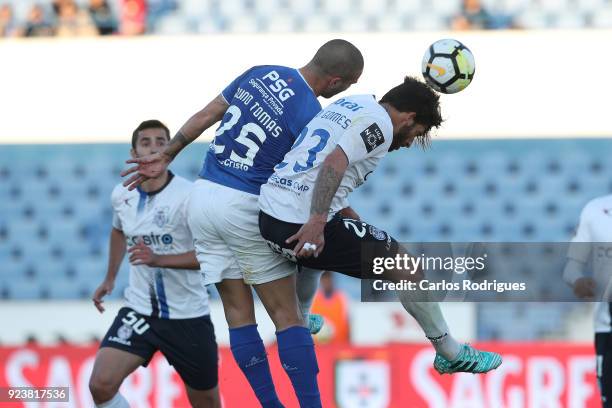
top-left (96, 393), bottom-right (129, 408)
top-left (296, 268), bottom-right (324, 322)
top-left (397, 291), bottom-right (461, 360)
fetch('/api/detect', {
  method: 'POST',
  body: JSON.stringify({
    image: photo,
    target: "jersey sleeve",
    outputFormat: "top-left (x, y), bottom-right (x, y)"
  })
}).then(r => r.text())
top-left (567, 203), bottom-right (593, 264)
top-left (221, 67), bottom-right (255, 104)
top-left (110, 185), bottom-right (123, 231)
top-left (337, 115), bottom-right (391, 164)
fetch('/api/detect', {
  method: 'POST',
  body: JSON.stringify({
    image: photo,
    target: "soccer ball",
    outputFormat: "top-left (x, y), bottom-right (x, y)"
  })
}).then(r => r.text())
top-left (421, 39), bottom-right (475, 94)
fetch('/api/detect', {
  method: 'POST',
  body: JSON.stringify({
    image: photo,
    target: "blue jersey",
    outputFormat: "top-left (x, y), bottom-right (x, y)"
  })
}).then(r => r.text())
top-left (199, 65), bottom-right (322, 195)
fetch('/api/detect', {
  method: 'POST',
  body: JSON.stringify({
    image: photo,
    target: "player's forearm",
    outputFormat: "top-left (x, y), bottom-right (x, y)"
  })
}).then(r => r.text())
top-left (162, 95), bottom-right (228, 161)
top-left (310, 148), bottom-right (348, 220)
top-left (106, 228), bottom-right (127, 282)
top-left (152, 251), bottom-right (200, 270)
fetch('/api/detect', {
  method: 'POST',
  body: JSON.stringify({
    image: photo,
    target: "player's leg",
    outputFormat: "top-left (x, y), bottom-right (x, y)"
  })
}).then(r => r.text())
top-left (185, 385), bottom-right (220, 408)
top-left (156, 314), bottom-right (221, 408)
top-left (90, 308), bottom-right (156, 406)
top-left (215, 278), bottom-right (284, 408)
top-left (596, 332), bottom-right (612, 408)
top-left (296, 267), bottom-right (325, 334)
top-left (215, 278), bottom-right (255, 328)
top-left (253, 276), bottom-right (321, 408)
top-left (260, 211), bottom-right (501, 374)
top-left (89, 348), bottom-right (143, 406)
top-left (217, 195), bottom-right (320, 407)
top-left (187, 180), bottom-right (282, 407)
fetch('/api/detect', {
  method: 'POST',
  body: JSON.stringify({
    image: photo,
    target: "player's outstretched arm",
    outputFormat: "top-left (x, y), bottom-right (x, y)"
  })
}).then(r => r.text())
top-left (287, 147), bottom-right (349, 258)
top-left (128, 241), bottom-right (199, 270)
top-left (122, 95), bottom-right (229, 190)
top-left (93, 227), bottom-right (127, 313)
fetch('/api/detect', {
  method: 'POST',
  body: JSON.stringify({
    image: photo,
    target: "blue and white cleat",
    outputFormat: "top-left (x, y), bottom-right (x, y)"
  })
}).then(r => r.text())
top-left (434, 344), bottom-right (502, 374)
top-left (308, 314), bottom-right (324, 335)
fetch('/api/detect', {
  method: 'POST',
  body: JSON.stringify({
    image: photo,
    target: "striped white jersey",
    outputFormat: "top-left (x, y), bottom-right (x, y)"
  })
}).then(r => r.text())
top-left (566, 194), bottom-right (612, 333)
top-left (259, 95), bottom-right (393, 223)
top-left (111, 173), bottom-right (209, 319)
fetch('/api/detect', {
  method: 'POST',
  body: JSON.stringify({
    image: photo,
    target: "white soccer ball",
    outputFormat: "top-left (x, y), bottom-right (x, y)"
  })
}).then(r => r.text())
top-left (421, 39), bottom-right (475, 94)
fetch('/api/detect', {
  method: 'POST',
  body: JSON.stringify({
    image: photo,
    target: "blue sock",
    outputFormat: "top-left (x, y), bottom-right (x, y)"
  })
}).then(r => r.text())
top-left (277, 326), bottom-right (321, 408)
top-left (230, 324), bottom-right (284, 408)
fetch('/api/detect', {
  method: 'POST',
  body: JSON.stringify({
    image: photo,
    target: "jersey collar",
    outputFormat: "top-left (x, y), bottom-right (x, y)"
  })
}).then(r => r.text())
top-left (136, 171), bottom-right (175, 197)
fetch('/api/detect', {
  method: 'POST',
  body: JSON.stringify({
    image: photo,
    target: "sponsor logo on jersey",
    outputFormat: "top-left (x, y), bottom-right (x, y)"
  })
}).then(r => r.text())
top-left (269, 174), bottom-right (310, 192)
top-left (127, 233), bottom-right (174, 246)
top-left (261, 70), bottom-right (295, 102)
top-left (153, 207), bottom-right (169, 228)
top-left (360, 123), bottom-right (385, 153)
top-left (333, 98), bottom-right (364, 112)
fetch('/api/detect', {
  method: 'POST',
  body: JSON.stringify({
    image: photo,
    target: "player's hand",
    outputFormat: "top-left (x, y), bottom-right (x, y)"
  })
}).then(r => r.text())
top-left (121, 152), bottom-right (171, 191)
top-left (573, 277), bottom-right (595, 300)
top-left (92, 280), bottom-right (114, 313)
top-left (128, 241), bottom-right (159, 267)
top-left (286, 216), bottom-right (326, 258)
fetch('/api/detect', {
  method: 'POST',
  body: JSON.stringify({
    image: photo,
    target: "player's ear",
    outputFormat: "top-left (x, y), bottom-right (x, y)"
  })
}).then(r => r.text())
top-left (328, 76), bottom-right (342, 88)
top-left (130, 148), bottom-right (137, 159)
top-left (401, 111), bottom-right (417, 127)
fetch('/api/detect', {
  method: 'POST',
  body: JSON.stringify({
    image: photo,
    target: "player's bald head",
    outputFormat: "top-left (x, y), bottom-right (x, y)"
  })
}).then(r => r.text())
top-left (309, 39), bottom-right (364, 80)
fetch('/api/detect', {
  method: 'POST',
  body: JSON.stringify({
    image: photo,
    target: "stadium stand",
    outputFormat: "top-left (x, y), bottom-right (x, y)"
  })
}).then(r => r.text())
top-left (1, 139), bottom-right (610, 340)
top-left (0, 0), bottom-right (611, 38)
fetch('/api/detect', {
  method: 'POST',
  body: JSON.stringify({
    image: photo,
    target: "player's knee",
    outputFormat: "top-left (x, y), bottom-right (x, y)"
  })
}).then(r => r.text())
top-left (89, 373), bottom-right (120, 403)
top-left (267, 306), bottom-right (303, 329)
top-left (224, 304), bottom-right (255, 328)
top-left (189, 388), bottom-right (220, 408)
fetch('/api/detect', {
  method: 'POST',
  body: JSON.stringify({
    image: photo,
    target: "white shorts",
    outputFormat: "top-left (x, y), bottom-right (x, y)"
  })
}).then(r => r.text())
top-left (187, 179), bottom-right (297, 285)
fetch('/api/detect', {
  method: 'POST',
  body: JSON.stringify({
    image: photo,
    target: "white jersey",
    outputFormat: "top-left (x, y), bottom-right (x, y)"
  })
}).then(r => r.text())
top-left (566, 194), bottom-right (612, 333)
top-left (111, 173), bottom-right (209, 319)
top-left (259, 95), bottom-right (393, 223)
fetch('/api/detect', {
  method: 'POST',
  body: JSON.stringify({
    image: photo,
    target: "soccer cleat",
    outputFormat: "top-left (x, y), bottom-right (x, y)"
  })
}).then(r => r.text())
top-left (433, 344), bottom-right (502, 375)
top-left (308, 314), bottom-right (324, 335)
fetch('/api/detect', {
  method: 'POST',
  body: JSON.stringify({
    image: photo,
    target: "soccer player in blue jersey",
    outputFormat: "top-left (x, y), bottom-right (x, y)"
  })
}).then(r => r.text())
top-left (122, 40), bottom-right (364, 407)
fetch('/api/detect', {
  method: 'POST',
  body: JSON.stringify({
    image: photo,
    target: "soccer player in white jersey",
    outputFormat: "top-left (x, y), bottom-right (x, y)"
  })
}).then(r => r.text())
top-left (89, 120), bottom-right (219, 408)
top-left (564, 194), bottom-right (612, 407)
top-left (121, 40), bottom-right (364, 407)
top-left (259, 77), bottom-right (503, 375)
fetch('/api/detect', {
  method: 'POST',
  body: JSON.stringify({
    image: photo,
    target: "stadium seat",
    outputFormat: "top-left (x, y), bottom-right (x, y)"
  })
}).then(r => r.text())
top-left (359, 0), bottom-right (391, 16)
top-left (408, 13), bottom-right (447, 30)
top-left (224, 14), bottom-right (263, 32)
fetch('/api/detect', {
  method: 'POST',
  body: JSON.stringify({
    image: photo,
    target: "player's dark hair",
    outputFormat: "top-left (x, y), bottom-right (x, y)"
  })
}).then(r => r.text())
top-left (379, 76), bottom-right (443, 148)
top-left (310, 39), bottom-right (364, 80)
top-left (131, 119), bottom-right (170, 149)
